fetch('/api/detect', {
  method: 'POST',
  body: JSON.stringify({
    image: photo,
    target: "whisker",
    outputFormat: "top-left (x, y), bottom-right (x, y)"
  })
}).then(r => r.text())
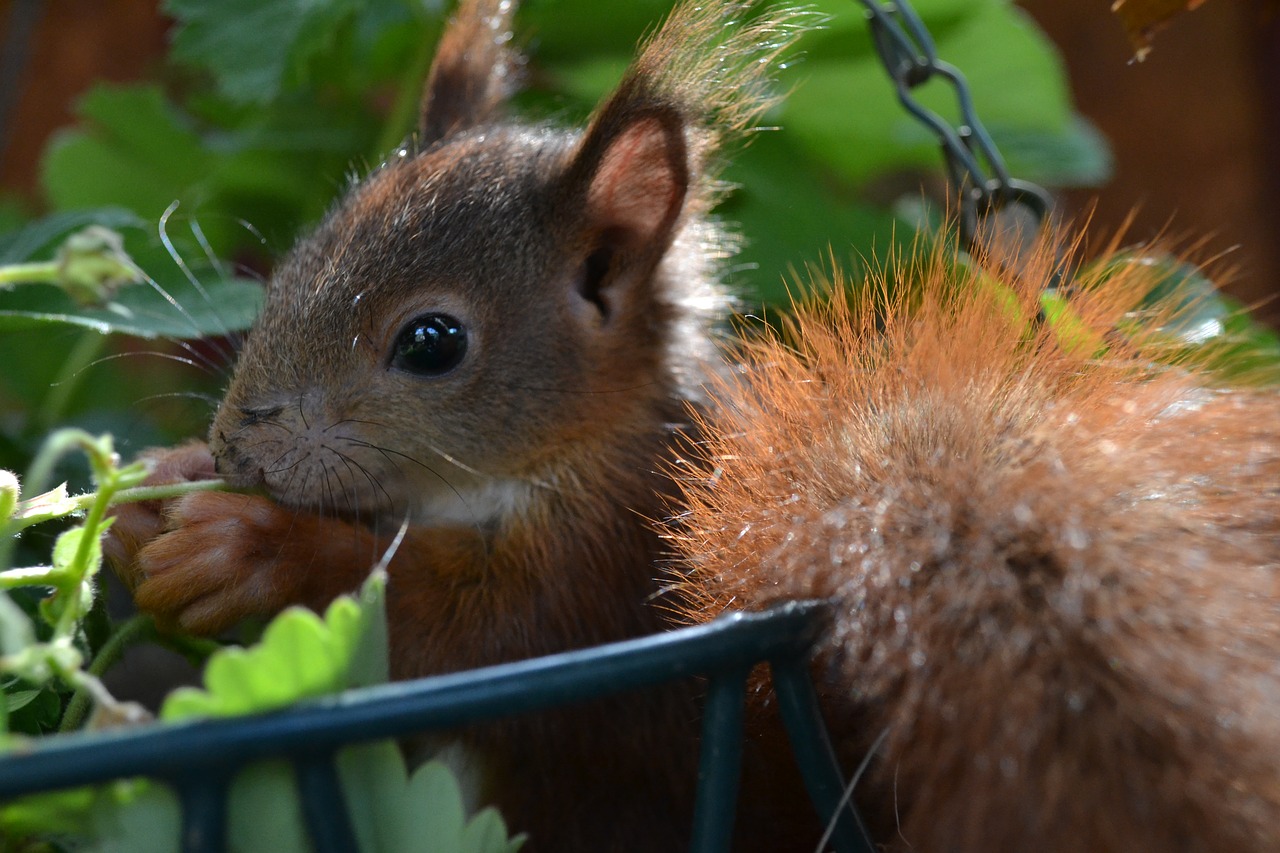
top-left (188, 218), bottom-right (249, 352)
top-left (813, 726), bottom-right (889, 853)
top-left (188, 218), bottom-right (229, 286)
top-left (337, 436), bottom-right (485, 530)
top-left (132, 390), bottom-right (222, 409)
top-left (264, 447), bottom-right (303, 476)
top-left (321, 465), bottom-right (338, 518)
top-left (231, 216), bottom-right (268, 249)
top-left (333, 423), bottom-right (497, 482)
top-left (331, 447), bottom-right (396, 512)
top-left (78, 349), bottom-right (212, 375)
top-left (491, 379), bottom-right (661, 396)
top-left (149, 203), bottom-right (235, 362)
top-left (323, 451), bottom-right (358, 518)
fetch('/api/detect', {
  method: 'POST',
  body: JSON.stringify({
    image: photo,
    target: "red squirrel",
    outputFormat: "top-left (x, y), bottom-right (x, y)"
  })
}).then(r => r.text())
top-left (105, 0), bottom-right (1280, 850)
top-left (105, 0), bottom-right (804, 850)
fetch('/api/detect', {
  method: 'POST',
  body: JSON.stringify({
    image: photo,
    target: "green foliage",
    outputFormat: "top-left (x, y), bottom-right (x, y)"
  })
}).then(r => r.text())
top-left (0, 571), bottom-right (524, 852)
top-left (161, 573), bottom-right (389, 720)
top-left (1094, 253), bottom-right (1280, 382)
top-left (0, 431), bottom-right (153, 736)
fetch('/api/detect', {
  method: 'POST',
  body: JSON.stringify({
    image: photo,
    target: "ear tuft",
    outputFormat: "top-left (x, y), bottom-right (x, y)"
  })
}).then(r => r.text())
top-left (418, 0), bottom-right (523, 146)
top-left (583, 114), bottom-right (689, 251)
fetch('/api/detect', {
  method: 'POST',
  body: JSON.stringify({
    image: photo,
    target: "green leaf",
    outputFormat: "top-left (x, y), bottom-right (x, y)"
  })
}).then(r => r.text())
top-left (166, 0), bottom-right (363, 104)
top-left (462, 807), bottom-right (525, 853)
top-left (0, 273), bottom-right (262, 339)
top-left (0, 595), bottom-right (36, 659)
top-left (225, 761), bottom-right (310, 851)
top-left (0, 786), bottom-right (98, 839)
top-left (1087, 253), bottom-right (1280, 383)
top-left (990, 116), bottom-right (1113, 188)
top-left (161, 573), bottom-right (385, 720)
top-left (719, 131), bottom-right (901, 305)
top-left (9, 483), bottom-right (78, 532)
top-left (42, 86), bottom-right (214, 223)
top-left (2, 688), bottom-right (43, 713)
top-left (341, 747), bottom-right (525, 853)
top-left (88, 781), bottom-right (182, 853)
top-left (782, 1), bottom-right (1077, 186)
top-left (0, 470), bottom-right (16, 523)
top-left (50, 524), bottom-right (102, 579)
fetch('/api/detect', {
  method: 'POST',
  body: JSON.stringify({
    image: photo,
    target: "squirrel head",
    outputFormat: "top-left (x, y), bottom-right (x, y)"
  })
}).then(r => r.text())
top-left (207, 0), bottom-right (804, 527)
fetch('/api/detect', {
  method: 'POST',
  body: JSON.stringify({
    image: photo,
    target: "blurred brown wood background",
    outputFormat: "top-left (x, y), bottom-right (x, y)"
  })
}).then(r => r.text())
top-left (2, 0), bottom-right (1279, 321)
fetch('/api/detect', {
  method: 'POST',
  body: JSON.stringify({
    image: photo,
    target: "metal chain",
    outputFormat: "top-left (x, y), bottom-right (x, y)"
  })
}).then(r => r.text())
top-left (857, 0), bottom-right (1055, 256)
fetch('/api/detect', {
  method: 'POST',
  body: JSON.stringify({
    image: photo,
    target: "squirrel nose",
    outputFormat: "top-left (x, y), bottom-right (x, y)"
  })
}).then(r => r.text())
top-left (209, 431), bottom-right (265, 488)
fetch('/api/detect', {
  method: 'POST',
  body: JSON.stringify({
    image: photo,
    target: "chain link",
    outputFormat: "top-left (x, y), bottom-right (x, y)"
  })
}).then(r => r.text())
top-left (857, 0), bottom-right (1055, 256)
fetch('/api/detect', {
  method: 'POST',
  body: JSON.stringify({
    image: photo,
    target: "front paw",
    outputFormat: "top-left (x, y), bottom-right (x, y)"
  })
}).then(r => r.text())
top-left (104, 441), bottom-right (217, 588)
top-left (131, 491), bottom-right (308, 635)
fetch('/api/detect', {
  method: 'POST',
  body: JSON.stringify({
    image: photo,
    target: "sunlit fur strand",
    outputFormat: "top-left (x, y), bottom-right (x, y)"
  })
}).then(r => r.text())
top-left (669, 226), bottom-right (1280, 851)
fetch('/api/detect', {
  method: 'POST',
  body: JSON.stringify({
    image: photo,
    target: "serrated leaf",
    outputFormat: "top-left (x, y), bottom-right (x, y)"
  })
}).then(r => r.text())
top-left (166, 0), bottom-right (363, 104)
top-left (50, 521), bottom-right (108, 579)
top-left (407, 760), bottom-right (468, 845)
top-left (341, 747), bottom-right (524, 853)
top-left (42, 86), bottom-right (214, 222)
top-left (462, 808), bottom-right (524, 853)
top-left (161, 573), bottom-right (385, 720)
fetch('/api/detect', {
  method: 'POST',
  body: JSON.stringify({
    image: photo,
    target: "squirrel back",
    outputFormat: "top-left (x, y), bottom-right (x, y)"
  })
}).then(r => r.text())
top-left (669, 235), bottom-right (1280, 851)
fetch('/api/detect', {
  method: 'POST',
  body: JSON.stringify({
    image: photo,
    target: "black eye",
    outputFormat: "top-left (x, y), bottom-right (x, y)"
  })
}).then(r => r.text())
top-left (391, 314), bottom-right (468, 376)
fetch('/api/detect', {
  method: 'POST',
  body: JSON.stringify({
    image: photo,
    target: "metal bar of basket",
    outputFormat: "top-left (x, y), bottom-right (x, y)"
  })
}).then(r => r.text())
top-left (294, 751), bottom-right (361, 853)
top-left (689, 666), bottom-right (749, 852)
top-left (0, 602), bottom-right (825, 800)
top-left (175, 773), bottom-right (230, 853)
top-left (771, 659), bottom-right (875, 853)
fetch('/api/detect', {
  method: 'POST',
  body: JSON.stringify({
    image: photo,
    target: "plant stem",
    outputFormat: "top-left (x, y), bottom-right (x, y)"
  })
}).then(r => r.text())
top-left (58, 615), bottom-right (155, 733)
top-left (0, 260), bottom-right (59, 286)
top-left (85, 478), bottom-right (228, 511)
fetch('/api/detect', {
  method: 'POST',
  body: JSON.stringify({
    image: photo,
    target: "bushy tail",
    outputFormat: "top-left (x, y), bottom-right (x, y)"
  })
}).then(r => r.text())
top-left (669, 230), bottom-right (1280, 851)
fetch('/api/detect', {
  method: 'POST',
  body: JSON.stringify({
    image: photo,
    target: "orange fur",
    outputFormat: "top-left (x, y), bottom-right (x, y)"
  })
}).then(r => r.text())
top-left (669, 232), bottom-right (1280, 851)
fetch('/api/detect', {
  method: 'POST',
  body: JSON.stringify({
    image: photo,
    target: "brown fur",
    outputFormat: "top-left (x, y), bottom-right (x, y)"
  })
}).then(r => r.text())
top-left (669, 234), bottom-right (1280, 851)
top-left (107, 1), bottom-right (807, 850)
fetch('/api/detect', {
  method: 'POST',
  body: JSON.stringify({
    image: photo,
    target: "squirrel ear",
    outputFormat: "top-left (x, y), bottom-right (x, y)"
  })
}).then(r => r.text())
top-left (572, 109), bottom-right (690, 257)
top-left (418, 0), bottom-right (522, 146)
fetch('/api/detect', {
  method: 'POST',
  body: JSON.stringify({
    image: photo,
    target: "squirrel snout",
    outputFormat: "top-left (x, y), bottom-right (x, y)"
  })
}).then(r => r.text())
top-left (208, 433), bottom-right (265, 489)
